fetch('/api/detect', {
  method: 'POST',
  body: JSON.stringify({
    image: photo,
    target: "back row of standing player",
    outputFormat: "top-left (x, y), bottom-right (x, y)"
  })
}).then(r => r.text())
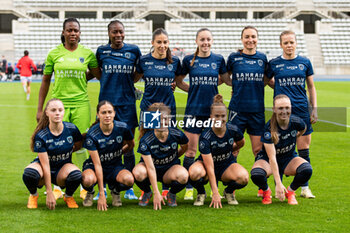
top-left (31, 18), bottom-right (317, 208)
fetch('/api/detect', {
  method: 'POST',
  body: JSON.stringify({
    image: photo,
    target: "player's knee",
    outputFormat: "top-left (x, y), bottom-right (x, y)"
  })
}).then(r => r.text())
top-left (176, 170), bottom-right (189, 184)
top-left (66, 170), bottom-right (82, 183)
top-left (251, 168), bottom-right (267, 181)
top-left (82, 173), bottom-right (96, 187)
top-left (23, 168), bottom-right (40, 184)
top-left (122, 174), bottom-right (134, 187)
top-left (297, 162), bottom-right (313, 179)
top-left (132, 167), bottom-right (147, 182)
top-left (237, 172), bottom-right (249, 185)
top-left (189, 166), bottom-right (205, 181)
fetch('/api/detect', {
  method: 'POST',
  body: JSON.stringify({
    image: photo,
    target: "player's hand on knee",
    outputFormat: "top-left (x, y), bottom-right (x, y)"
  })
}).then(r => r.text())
top-left (46, 192), bottom-right (56, 210)
top-left (209, 193), bottom-right (222, 209)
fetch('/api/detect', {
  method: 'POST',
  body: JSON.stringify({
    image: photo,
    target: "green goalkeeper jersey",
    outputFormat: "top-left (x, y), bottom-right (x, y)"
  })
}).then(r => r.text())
top-left (44, 44), bottom-right (98, 107)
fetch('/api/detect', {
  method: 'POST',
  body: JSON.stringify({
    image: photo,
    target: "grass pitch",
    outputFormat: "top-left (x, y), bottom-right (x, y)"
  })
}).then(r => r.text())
top-left (0, 81), bottom-right (349, 232)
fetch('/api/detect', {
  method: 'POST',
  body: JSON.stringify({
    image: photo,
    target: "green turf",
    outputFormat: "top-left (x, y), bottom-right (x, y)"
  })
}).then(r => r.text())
top-left (0, 81), bottom-right (349, 232)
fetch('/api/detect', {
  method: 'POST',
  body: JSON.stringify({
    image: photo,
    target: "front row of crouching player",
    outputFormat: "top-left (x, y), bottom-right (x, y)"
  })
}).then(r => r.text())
top-left (23, 94), bottom-right (312, 210)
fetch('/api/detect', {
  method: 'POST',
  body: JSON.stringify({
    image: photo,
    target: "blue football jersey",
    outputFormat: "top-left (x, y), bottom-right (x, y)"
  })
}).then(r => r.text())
top-left (181, 53), bottom-right (227, 116)
top-left (227, 51), bottom-right (268, 112)
top-left (267, 55), bottom-right (314, 117)
top-left (84, 120), bottom-right (134, 167)
top-left (137, 128), bottom-right (188, 169)
top-left (33, 122), bottom-right (82, 168)
top-left (260, 115), bottom-right (306, 158)
top-left (96, 43), bottom-right (142, 106)
top-left (136, 53), bottom-right (182, 115)
top-left (198, 123), bottom-right (243, 165)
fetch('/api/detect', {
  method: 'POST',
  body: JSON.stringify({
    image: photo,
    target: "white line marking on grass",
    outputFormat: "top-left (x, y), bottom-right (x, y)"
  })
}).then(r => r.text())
top-left (317, 119), bottom-right (350, 128)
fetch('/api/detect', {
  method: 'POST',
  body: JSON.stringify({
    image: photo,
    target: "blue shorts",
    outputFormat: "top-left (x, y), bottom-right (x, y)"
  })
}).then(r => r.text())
top-left (114, 104), bottom-right (138, 130)
top-left (32, 158), bottom-right (65, 187)
top-left (298, 115), bottom-right (313, 136)
top-left (83, 159), bottom-right (125, 190)
top-left (228, 110), bottom-right (265, 136)
top-left (255, 152), bottom-right (297, 178)
top-left (197, 155), bottom-right (236, 182)
top-left (183, 115), bottom-right (210, 134)
top-left (139, 159), bottom-right (181, 183)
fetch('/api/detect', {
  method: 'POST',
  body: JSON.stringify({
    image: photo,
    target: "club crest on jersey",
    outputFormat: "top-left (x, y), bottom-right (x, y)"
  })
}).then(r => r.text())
top-left (86, 139), bottom-right (93, 146)
top-left (264, 132), bottom-right (272, 140)
top-left (116, 136), bottom-right (122, 143)
top-left (229, 138), bottom-right (234, 145)
top-left (211, 62), bottom-right (217, 70)
top-left (299, 64), bottom-right (304, 70)
top-left (291, 130), bottom-right (297, 137)
top-left (35, 141), bottom-right (42, 149)
top-left (258, 60), bottom-right (263, 67)
top-left (125, 52), bottom-right (131, 59)
top-left (79, 57), bottom-right (84, 63)
top-left (171, 142), bottom-right (177, 149)
top-left (167, 64), bottom-right (173, 71)
top-left (67, 136), bottom-right (73, 144)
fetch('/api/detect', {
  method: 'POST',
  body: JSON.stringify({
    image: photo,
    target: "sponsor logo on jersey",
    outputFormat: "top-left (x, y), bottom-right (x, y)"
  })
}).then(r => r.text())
top-left (235, 57), bottom-right (243, 61)
top-left (155, 65), bottom-right (166, 70)
top-left (298, 64), bottom-right (304, 70)
top-left (276, 64), bottom-right (284, 68)
top-left (258, 59), bottom-right (263, 66)
top-left (199, 63), bottom-right (210, 68)
top-left (245, 60), bottom-right (256, 65)
top-left (145, 62), bottom-right (153, 65)
top-left (116, 136), bottom-right (122, 143)
top-left (286, 66), bottom-right (298, 70)
top-left (102, 50), bottom-right (111, 54)
top-left (211, 62), bottom-right (217, 70)
top-left (125, 52), bottom-right (131, 59)
top-left (167, 64), bottom-right (173, 71)
top-left (67, 136), bottom-right (73, 144)
top-left (79, 57), bottom-right (85, 63)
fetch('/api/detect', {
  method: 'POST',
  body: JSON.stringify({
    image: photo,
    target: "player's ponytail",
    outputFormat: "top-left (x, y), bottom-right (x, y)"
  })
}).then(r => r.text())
top-left (31, 99), bottom-right (62, 152)
top-left (139, 103), bottom-right (171, 140)
top-left (270, 94), bottom-right (290, 144)
top-left (190, 28), bottom-right (212, 66)
top-left (210, 94), bottom-right (226, 113)
top-left (151, 28), bottom-right (173, 64)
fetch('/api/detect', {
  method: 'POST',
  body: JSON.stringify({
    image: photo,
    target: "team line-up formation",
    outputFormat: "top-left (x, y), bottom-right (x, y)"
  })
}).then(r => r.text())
top-left (20, 18), bottom-right (317, 210)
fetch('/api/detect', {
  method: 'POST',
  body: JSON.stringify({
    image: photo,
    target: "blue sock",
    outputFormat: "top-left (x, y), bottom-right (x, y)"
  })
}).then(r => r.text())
top-left (124, 150), bottom-right (135, 172)
top-left (251, 168), bottom-right (268, 191)
top-left (65, 170), bottom-right (82, 196)
top-left (290, 163), bottom-right (313, 191)
top-left (162, 183), bottom-right (169, 191)
top-left (114, 183), bottom-right (131, 193)
top-left (22, 168), bottom-right (40, 195)
top-left (298, 149), bottom-right (310, 186)
top-left (224, 180), bottom-right (247, 193)
top-left (135, 179), bottom-right (151, 193)
top-left (183, 156), bottom-right (195, 189)
top-left (170, 181), bottom-right (186, 194)
top-left (189, 177), bottom-right (208, 194)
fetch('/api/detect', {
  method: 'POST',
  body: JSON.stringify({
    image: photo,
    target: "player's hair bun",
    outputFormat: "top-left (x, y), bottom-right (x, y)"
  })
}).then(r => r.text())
top-left (213, 94), bottom-right (223, 104)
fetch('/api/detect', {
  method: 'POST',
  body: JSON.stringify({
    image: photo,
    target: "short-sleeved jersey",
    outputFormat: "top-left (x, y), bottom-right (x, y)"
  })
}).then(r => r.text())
top-left (84, 120), bottom-right (133, 167)
top-left (136, 53), bottom-right (182, 115)
top-left (44, 44), bottom-right (98, 107)
top-left (227, 51), bottom-right (268, 113)
top-left (96, 43), bottom-right (142, 106)
top-left (181, 53), bottom-right (227, 116)
top-left (137, 128), bottom-right (188, 169)
top-left (267, 56), bottom-right (314, 117)
top-left (260, 115), bottom-right (306, 158)
top-left (33, 122), bottom-right (83, 169)
top-left (199, 123), bottom-right (243, 165)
